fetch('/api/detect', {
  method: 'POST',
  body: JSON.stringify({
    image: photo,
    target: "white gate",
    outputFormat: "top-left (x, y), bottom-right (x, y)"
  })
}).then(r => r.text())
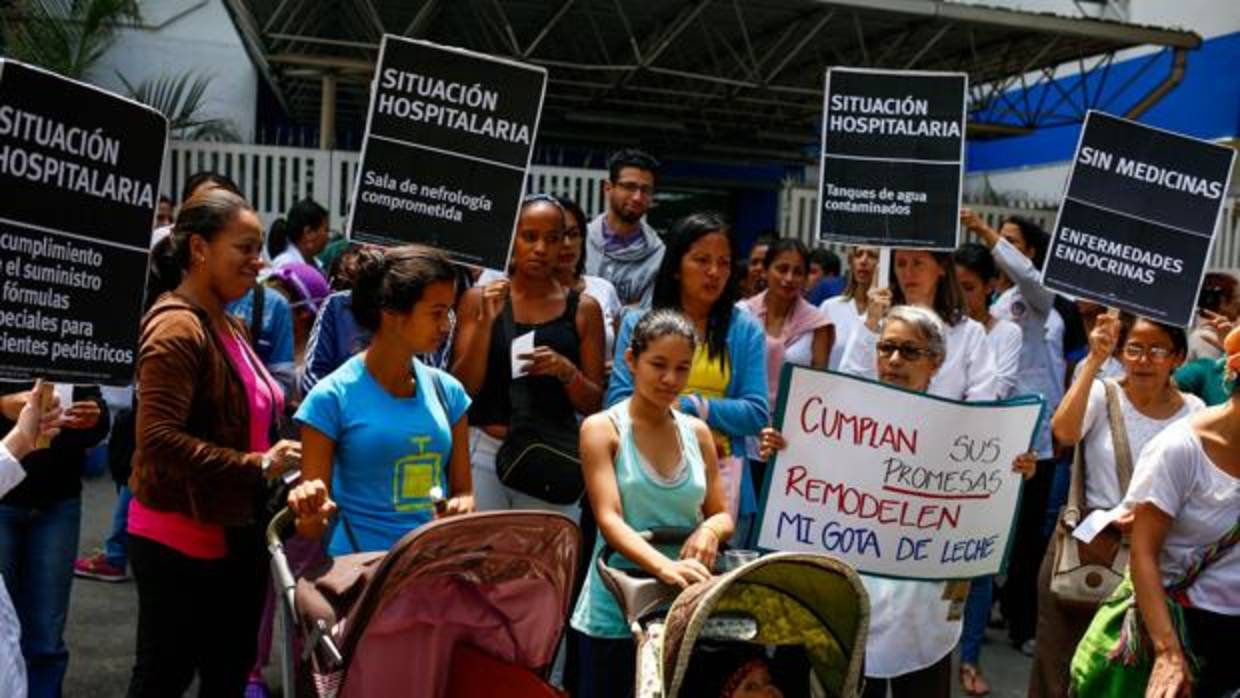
top-left (777, 183), bottom-right (1240, 273)
top-left (162, 141), bottom-right (607, 232)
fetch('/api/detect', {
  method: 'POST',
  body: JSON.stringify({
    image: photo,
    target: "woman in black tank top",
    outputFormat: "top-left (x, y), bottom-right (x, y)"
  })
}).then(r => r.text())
top-left (451, 195), bottom-right (606, 512)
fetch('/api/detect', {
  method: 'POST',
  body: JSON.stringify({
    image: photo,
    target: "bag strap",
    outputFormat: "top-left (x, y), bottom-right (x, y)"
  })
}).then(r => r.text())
top-left (501, 298), bottom-right (518, 378)
top-left (1169, 514), bottom-right (1240, 596)
top-left (249, 283), bottom-right (265, 353)
top-left (1103, 378), bottom-right (1136, 496)
top-left (1063, 435), bottom-right (1088, 528)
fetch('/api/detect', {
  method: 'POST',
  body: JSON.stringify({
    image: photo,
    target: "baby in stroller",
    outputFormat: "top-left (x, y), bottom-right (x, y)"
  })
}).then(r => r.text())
top-left (681, 644), bottom-right (786, 698)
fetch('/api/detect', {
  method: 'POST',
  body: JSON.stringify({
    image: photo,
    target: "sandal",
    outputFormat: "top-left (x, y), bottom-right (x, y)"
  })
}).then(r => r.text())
top-left (960, 663), bottom-right (991, 697)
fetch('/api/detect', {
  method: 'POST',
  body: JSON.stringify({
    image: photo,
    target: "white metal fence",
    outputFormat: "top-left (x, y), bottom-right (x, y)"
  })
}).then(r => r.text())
top-left (163, 143), bottom-right (1240, 272)
top-left (777, 183), bottom-right (1240, 272)
top-left (161, 141), bottom-right (608, 232)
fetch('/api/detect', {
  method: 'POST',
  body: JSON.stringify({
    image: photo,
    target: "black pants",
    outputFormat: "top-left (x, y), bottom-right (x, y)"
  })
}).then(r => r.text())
top-left (571, 628), bottom-right (636, 698)
top-left (1184, 606), bottom-right (1240, 697)
top-left (860, 653), bottom-right (952, 698)
top-left (127, 528), bottom-right (267, 697)
top-left (1001, 458), bottom-right (1055, 645)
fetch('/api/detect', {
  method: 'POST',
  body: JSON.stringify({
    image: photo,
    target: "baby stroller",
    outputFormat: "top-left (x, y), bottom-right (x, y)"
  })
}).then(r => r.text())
top-left (598, 530), bottom-right (869, 697)
top-left (265, 508), bottom-right (580, 698)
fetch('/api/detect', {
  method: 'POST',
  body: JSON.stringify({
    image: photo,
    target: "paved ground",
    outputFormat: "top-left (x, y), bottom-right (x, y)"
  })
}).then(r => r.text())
top-left (64, 474), bottom-right (1035, 697)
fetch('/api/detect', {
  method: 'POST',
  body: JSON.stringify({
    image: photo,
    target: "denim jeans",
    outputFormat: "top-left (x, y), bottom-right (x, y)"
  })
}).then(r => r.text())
top-left (104, 486), bottom-right (132, 569)
top-left (0, 497), bottom-right (82, 698)
top-left (959, 575), bottom-right (993, 665)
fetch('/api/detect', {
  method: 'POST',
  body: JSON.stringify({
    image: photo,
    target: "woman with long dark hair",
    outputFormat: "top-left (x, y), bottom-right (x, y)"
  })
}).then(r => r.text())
top-left (287, 245), bottom-right (473, 551)
top-left (126, 189), bottom-right (301, 696)
top-left (607, 212), bottom-right (768, 536)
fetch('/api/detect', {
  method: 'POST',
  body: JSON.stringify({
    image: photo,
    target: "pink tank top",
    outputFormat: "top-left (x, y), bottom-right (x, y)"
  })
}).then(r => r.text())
top-left (129, 326), bottom-right (283, 559)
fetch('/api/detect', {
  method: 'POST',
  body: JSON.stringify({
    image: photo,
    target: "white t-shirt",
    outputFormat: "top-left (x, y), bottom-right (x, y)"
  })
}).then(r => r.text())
top-left (987, 318), bottom-right (1023, 400)
top-left (271, 245), bottom-right (308, 270)
top-left (860, 576), bottom-right (960, 677)
top-left (582, 275), bottom-right (622, 358)
top-left (783, 331), bottom-right (816, 368)
top-left (0, 443), bottom-right (26, 698)
top-left (1080, 380), bottom-right (1204, 510)
top-left (820, 296), bottom-right (862, 371)
top-left (1124, 419), bottom-right (1240, 614)
top-left (0, 443), bottom-right (23, 498)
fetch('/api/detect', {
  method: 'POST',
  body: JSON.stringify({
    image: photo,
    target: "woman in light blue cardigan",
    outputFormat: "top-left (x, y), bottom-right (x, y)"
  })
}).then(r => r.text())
top-left (606, 213), bottom-right (769, 537)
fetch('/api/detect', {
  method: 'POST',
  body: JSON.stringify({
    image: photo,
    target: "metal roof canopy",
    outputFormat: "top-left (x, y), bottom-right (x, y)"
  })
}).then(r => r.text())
top-left (222, 0), bottom-right (1201, 164)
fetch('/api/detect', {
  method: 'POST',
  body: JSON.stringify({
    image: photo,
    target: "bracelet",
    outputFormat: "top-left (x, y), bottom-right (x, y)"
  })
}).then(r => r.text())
top-left (699, 522), bottom-right (721, 541)
top-left (561, 367), bottom-right (581, 386)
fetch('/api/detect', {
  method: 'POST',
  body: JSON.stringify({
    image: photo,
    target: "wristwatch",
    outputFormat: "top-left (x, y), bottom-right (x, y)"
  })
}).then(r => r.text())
top-left (261, 453), bottom-right (275, 477)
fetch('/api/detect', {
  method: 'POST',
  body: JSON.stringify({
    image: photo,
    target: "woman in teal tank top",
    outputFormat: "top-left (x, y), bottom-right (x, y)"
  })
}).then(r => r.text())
top-left (570, 309), bottom-right (735, 698)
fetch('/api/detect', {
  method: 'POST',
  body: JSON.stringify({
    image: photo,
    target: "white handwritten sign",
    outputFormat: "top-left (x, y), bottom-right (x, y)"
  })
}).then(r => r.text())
top-left (756, 366), bottom-right (1043, 579)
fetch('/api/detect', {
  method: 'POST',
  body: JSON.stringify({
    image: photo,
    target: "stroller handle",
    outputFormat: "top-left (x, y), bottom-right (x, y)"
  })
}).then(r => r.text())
top-left (267, 506), bottom-right (297, 549)
top-left (596, 527), bottom-right (704, 631)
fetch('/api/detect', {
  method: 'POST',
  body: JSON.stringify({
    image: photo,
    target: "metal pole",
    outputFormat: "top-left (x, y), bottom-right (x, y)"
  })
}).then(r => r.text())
top-left (319, 72), bottom-right (337, 150)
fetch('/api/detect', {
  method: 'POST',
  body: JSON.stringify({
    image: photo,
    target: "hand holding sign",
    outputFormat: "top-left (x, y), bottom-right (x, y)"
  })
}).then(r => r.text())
top-left (479, 279), bottom-right (510, 322)
top-left (0, 380), bottom-right (61, 459)
top-left (864, 287), bottom-right (893, 332)
top-left (1085, 312), bottom-right (1121, 365)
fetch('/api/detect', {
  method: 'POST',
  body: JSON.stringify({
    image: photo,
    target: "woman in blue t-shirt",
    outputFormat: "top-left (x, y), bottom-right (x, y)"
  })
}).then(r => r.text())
top-left (287, 246), bottom-right (473, 555)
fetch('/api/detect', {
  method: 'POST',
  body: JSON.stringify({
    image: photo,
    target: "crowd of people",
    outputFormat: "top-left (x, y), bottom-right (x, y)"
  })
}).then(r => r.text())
top-left (0, 146), bottom-right (1237, 698)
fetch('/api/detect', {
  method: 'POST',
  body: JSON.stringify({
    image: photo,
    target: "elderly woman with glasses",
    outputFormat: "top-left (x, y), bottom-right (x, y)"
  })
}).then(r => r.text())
top-left (1027, 312), bottom-right (1203, 697)
top-left (760, 304), bottom-right (1035, 698)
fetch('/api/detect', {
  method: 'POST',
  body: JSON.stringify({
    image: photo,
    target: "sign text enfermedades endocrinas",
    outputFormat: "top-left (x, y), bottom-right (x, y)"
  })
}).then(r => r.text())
top-left (0, 60), bottom-right (167, 386)
top-left (817, 68), bottom-right (967, 250)
top-left (348, 36), bottom-right (548, 271)
top-left (1042, 111), bottom-right (1236, 326)
top-left (757, 365), bottom-right (1043, 580)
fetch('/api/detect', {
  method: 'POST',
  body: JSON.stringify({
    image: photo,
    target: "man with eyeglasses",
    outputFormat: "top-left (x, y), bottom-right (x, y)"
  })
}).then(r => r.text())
top-left (584, 148), bottom-right (664, 309)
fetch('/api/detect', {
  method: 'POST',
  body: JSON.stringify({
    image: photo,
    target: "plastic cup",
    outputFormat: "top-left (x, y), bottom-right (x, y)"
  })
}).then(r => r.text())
top-left (718, 549), bottom-right (760, 573)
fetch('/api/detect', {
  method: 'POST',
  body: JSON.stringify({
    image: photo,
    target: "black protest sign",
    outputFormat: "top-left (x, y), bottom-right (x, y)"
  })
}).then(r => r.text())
top-left (0, 60), bottom-right (167, 386)
top-left (349, 36), bottom-right (547, 270)
top-left (1042, 111), bottom-right (1236, 325)
top-left (817, 68), bottom-right (967, 249)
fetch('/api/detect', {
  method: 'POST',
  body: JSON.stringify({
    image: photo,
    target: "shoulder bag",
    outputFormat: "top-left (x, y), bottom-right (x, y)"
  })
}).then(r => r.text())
top-left (1050, 378), bottom-right (1133, 607)
top-left (1071, 513), bottom-right (1240, 696)
top-left (494, 295), bottom-right (586, 505)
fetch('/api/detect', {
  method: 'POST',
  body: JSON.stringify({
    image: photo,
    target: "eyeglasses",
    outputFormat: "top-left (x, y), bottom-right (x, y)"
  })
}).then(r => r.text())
top-left (876, 342), bottom-right (934, 361)
top-left (612, 181), bottom-right (654, 196)
top-left (1122, 344), bottom-right (1175, 361)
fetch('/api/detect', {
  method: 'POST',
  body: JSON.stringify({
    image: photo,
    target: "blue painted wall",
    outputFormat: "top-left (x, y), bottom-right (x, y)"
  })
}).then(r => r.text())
top-left (967, 30), bottom-right (1240, 172)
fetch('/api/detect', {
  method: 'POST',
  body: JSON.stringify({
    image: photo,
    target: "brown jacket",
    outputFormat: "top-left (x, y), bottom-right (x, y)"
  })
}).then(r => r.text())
top-left (129, 292), bottom-right (264, 526)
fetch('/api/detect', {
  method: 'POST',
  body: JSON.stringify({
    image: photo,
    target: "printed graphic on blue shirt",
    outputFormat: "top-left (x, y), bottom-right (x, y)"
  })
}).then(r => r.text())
top-left (295, 355), bottom-right (470, 555)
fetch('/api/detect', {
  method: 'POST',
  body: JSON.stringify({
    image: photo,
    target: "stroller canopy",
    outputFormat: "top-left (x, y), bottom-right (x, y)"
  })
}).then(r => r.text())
top-left (660, 553), bottom-right (869, 697)
top-left (338, 511), bottom-right (579, 697)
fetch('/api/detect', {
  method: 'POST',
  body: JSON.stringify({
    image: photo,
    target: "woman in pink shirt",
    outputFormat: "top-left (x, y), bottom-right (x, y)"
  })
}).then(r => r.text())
top-left (127, 189), bottom-right (301, 696)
